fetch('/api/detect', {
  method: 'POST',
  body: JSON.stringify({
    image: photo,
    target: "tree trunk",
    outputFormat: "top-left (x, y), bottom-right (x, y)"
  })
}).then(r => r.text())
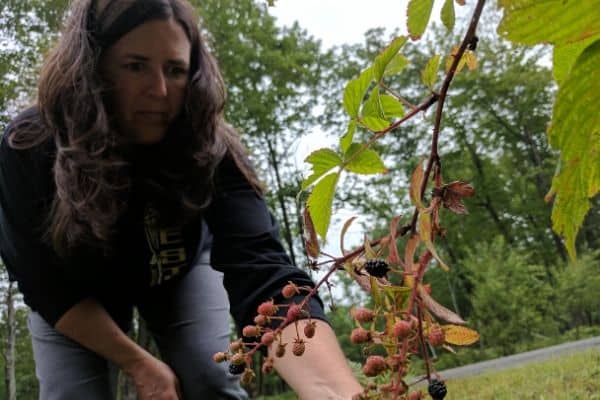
top-left (3, 280), bottom-right (17, 400)
top-left (264, 136), bottom-right (298, 266)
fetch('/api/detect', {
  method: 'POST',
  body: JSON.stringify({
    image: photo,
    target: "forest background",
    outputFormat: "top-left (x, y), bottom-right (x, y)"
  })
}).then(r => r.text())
top-left (1, 0), bottom-right (599, 398)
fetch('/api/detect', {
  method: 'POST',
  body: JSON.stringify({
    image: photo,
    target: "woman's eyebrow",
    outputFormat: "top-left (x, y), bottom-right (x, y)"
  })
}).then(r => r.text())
top-left (122, 53), bottom-right (189, 67)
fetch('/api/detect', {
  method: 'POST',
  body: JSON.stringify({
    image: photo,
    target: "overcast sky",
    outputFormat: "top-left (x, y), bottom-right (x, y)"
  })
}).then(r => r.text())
top-left (267, 0), bottom-right (409, 49)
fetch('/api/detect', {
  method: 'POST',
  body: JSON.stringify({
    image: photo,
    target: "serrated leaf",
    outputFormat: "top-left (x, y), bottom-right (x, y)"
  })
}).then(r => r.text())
top-left (383, 54), bottom-right (410, 77)
top-left (362, 87), bottom-right (384, 119)
top-left (418, 286), bottom-right (465, 324)
top-left (340, 120), bottom-right (356, 154)
top-left (302, 148), bottom-right (343, 189)
top-left (345, 143), bottom-right (387, 175)
top-left (418, 212), bottom-right (449, 271)
top-left (553, 36), bottom-right (598, 85)
top-left (441, 0), bottom-right (455, 31)
top-left (547, 40), bottom-right (600, 260)
top-left (380, 95), bottom-right (405, 118)
top-left (343, 67), bottom-right (372, 118)
top-left (498, 0), bottom-right (600, 46)
top-left (303, 207), bottom-right (320, 258)
top-left (306, 172), bottom-right (339, 239)
top-left (421, 54), bottom-right (440, 90)
top-left (373, 36), bottom-right (408, 82)
top-left (407, 0), bottom-right (435, 40)
top-left (410, 161), bottom-right (425, 208)
top-left (465, 50), bottom-right (477, 71)
top-left (442, 325), bottom-right (480, 346)
top-left (360, 116), bottom-right (390, 132)
top-left (340, 216), bottom-right (358, 255)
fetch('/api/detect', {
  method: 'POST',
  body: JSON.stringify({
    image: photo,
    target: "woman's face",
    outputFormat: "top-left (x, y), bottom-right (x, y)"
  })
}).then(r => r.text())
top-left (101, 18), bottom-right (191, 144)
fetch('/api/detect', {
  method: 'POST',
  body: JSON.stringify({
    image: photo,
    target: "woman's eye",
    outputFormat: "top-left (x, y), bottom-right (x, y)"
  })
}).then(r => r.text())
top-left (123, 62), bottom-right (145, 72)
top-left (167, 66), bottom-right (188, 77)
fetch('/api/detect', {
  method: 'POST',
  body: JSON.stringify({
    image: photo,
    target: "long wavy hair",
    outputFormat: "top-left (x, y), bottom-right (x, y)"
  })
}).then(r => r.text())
top-left (9, 0), bottom-right (261, 256)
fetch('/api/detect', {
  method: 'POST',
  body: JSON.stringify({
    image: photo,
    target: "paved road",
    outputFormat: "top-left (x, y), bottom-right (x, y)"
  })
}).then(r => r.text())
top-left (436, 336), bottom-right (600, 381)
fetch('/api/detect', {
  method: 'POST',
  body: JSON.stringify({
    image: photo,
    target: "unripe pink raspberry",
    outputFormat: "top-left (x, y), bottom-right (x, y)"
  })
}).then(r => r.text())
top-left (303, 321), bottom-right (316, 338)
top-left (261, 331), bottom-right (275, 346)
top-left (262, 357), bottom-right (274, 374)
top-left (281, 282), bottom-right (299, 299)
top-left (428, 325), bottom-right (445, 347)
top-left (257, 300), bottom-right (278, 316)
top-left (254, 314), bottom-right (268, 326)
top-left (212, 352), bottom-right (227, 363)
top-left (351, 307), bottom-right (375, 323)
top-left (350, 327), bottom-right (372, 344)
top-left (292, 339), bottom-right (306, 356)
top-left (362, 355), bottom-right (387, 377)
top-left (392, 320), bottom-right (412, 338)
top-left (242, 325), bottom-right (260, 337)
top-left (230, 352), bottom-right (245, 365)
top-left (229, 340), bottom-right (243, 352)
top-left (286, 304), bottom-right (303, 321)
top-left (408, 391), bottom-right (423, 400)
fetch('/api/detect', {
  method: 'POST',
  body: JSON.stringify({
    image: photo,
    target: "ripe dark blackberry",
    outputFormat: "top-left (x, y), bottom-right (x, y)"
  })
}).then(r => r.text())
top-left (364, 259), bottom-right (390, 278)
top-left (428, 379), bottom-right (447, 400)
top-left (228, 363), bottom-right (245, 375)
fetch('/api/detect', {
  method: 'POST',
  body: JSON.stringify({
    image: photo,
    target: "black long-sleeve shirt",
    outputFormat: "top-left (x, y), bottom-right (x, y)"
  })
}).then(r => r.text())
top-left (0, 109), bottom-right (325, 332)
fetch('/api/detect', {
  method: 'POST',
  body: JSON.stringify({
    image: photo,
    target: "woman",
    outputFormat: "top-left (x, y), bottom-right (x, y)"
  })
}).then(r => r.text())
top-left (0, 0), bottom-right (362, 399)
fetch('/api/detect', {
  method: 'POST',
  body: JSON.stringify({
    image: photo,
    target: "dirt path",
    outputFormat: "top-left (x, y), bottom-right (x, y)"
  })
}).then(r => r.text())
top-left (436, 336), bottom-right (600, 381)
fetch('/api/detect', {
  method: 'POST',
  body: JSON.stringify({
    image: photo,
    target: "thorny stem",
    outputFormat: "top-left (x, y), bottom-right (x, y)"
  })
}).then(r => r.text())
top-left (408, 0), bottom-right (487, 234)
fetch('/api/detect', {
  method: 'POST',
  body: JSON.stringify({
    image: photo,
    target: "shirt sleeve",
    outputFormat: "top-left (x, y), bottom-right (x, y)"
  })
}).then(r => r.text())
top-left (0, 125), bottom-right (89, 327)
top-left (205, 155), bottom-right (328, 332)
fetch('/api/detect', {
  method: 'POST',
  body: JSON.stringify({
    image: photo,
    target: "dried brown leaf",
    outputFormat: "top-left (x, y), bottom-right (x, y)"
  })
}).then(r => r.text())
top-left (303, 207), bottom-right (320, 258)
top-left (418, 286), bottom-right (465, 324)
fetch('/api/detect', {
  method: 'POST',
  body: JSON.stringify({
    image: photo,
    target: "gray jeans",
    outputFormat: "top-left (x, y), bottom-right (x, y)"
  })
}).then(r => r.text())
top-left (27, 251), bottom-right (249, 400)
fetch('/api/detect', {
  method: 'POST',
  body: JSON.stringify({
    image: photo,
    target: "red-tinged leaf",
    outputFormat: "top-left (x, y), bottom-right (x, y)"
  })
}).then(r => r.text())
top-left (442, 325), bottom-right (480, 346)
top-left (418, 286), bottom-right (466, 324)
top-left (404, 234), bottom-right (420, 274)
top-left (455, 0), bottom-right (465, 5)
top-left (303, 207), bottom-right (320, 258)
top-left (410, 161), bottom-right (425, 208)
top-left (418, 212), bottom-right (449, 271)
top-left (340, 216), bottom-right (358, 256)
top-left (387, 216), bottom-right (403, 265)
top-left (439, 181), bottom-right (475, 214)
top-left (345, 258), bottom-right (372, 292)
top-left (364, 234), bottom-right (376, 259)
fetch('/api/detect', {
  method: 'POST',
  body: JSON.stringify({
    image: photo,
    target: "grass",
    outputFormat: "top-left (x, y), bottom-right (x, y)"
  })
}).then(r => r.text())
top-left (444, 348), bottom-right (600, 399)
top-left (257, 348), bottom-right (600, 399)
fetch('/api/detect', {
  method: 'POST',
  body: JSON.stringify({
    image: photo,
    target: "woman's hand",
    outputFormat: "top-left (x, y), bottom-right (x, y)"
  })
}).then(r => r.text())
top-left (125, 354), bottom-right (183, 400)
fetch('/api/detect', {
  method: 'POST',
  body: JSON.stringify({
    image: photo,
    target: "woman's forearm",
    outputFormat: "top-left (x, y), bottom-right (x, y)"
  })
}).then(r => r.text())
top-left (271, 320), bottom-right (363, 400)
top-left (54, 298), bottom-right (150, 374)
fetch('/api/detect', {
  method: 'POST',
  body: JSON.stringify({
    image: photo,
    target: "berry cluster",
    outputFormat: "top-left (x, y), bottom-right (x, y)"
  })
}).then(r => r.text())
top-left (428, 379), bottom-right (447, 400)
top-left (364, 258), bottom-right (390, 278)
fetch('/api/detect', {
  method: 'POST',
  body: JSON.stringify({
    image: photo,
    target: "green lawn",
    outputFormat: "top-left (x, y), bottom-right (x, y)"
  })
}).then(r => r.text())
top-left (445, 348), bottom-right (600, 399)
top-left (257, 348), bottom-right (600, 399)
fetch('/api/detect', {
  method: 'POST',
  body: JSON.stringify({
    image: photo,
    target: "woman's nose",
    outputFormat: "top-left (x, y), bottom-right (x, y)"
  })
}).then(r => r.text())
top-left (146, 70), bottom-right (168, 98)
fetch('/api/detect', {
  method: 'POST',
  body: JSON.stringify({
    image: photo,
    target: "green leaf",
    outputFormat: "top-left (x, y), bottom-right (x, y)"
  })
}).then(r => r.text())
top-left (383, 54), bottom-right (410, 77)
top-left (345, 143), bottom-right (387, 175)
top-left (343, 67), bottom-right (373, 118)
top-left (362, 87), bottom-right (384, 119)
top-left (407, 0), bottom-right (435, 40)
top-left (441, 0), bottom-right (455, 31)
top-left (307, 172), bottom-right (340, 239)
top-left (360, 116), bottom-right (390, 132)
top-left (340, 120), bottom-right (356, 154)
top-left (372, 36), bottom-right (408, 82)
top-left (553, 36), bottom-right (598, 85)
top-left (380, 95), bottom-right (405, 118)
top-left (547, 40), bottom-right (600, 260)
top-left (498, 0), bottom-right (600, 46)
top-left (302, 148), bottom-right (342, 189)
top-left (421, 54), bottom-right (440, 90)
